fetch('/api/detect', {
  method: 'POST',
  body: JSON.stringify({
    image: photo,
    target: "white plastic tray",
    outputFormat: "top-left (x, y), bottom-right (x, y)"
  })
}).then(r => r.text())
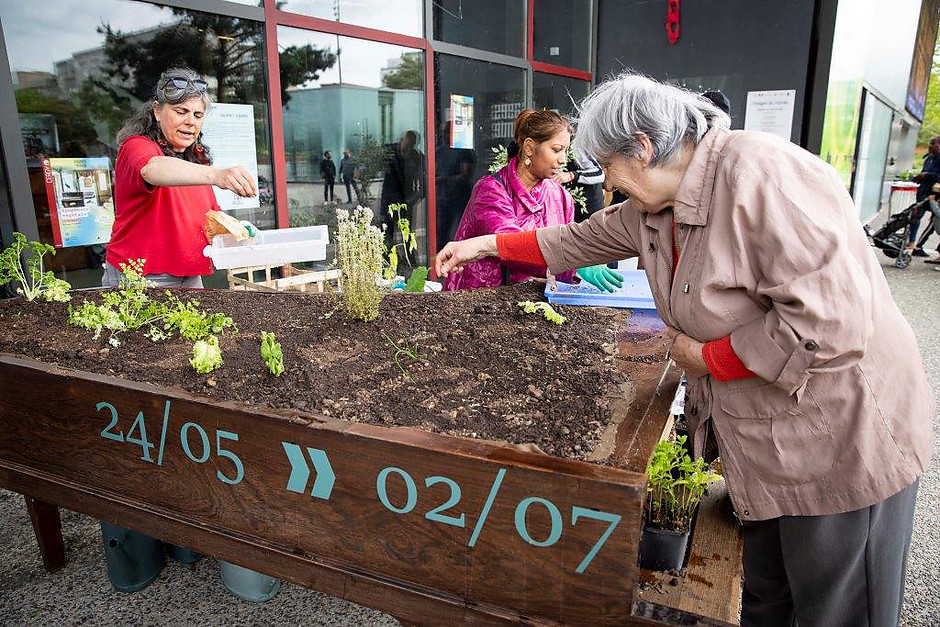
top-left (203, 225), bottom-right (329, 269)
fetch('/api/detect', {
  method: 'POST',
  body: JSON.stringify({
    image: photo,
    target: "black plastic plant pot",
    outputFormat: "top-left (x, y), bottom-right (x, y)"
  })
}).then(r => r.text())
top-left (638, 525), bottom-right (690, 571)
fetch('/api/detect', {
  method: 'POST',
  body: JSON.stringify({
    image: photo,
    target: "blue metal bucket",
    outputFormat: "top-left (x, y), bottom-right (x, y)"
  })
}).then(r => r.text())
top-left (99, 522), bottom-right (165, 592)
top-left (165, 543), bottom-right (203, 565)
top-left (219, 560), bottom-right (281, 602)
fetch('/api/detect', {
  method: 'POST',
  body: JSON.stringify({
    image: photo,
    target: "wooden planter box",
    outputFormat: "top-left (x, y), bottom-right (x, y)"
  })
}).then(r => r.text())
top-left (0, 304), bottom-right (740, 625)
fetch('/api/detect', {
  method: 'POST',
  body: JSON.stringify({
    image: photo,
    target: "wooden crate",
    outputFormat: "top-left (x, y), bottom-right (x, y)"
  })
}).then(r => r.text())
top-left (227, 264), bottom-right (341, 293)
top-left (0, 304), bottom-right (741, 625)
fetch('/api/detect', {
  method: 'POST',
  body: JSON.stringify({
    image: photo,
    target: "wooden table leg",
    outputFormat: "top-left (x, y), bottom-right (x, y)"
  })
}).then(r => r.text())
top-left (25, 496), bottom-right (66, 572)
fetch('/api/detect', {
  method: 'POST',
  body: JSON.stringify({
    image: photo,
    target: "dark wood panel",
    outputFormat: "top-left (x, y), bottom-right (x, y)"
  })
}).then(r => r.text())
top-left (0, 356), bottom-right (652, 625)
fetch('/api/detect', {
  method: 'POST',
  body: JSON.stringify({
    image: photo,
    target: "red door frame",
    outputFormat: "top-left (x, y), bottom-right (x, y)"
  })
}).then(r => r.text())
top-left (263, 2), bottom-right (592, 256)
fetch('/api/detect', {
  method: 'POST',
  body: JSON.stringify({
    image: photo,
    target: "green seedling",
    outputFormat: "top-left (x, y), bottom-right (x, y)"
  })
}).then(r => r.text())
top-left (644, 435), bottom-right (721, 532)
top-left (260, 331), bottom-right (284, 377)
top-left (0, 232), bottom-right (71, 302)
top-left (381, 330), bottom-right (420, 382)
top-left (518, 300), bottom-right (567, 325)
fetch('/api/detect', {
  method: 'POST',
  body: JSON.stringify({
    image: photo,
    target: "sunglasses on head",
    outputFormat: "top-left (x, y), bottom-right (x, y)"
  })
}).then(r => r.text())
top-left (161, 76), bottom-right (209, 94)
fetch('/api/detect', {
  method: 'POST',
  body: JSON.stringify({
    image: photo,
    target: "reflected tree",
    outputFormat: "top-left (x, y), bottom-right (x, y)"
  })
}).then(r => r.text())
top-left (382, 53), bottom-right (423, 91)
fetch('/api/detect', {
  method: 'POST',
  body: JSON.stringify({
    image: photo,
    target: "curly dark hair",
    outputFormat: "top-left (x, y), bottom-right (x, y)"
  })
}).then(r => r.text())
top-left (116, 67), bottom-right (213, 165)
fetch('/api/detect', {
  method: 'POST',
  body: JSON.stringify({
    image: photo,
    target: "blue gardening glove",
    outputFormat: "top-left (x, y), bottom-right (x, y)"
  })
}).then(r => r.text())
top-left (576, 265), bottom-right (624, 292)
top-left (240, 220), bottom-right (258, 238)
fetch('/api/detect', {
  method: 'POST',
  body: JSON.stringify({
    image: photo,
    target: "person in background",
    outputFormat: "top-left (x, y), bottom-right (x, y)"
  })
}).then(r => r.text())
top-left (437, 73), bottom-right (931, 626)
top-left (554, 144), bottom-right (605, 221)
top-left (909, 136), bottom-right (940, 257)
top-left (380, 130), bottom-right (426, 249)
top-left (320, 150), bottom-right (337, 203)
top-left (339, 148), bottom-right (361, 205)
top-left (442, 108), bottom-right (622, 293)
top-left (701, 89), bottom-right (731, 117)
top-left (105, 66), bottom-right (257, 289)
top-left (435, 120), bottom-right (477, 245)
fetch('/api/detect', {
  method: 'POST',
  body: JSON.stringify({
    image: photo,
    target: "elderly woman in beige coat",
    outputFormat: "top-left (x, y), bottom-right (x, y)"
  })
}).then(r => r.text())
top-left (436, 73), bottom-right (933, 626)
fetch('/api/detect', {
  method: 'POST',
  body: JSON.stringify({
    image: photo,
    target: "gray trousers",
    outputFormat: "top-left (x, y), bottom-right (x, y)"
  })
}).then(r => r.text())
top-left (742, 479), bottom-right (919, 627)
top-left (102, 262), bottom-right (204, 289)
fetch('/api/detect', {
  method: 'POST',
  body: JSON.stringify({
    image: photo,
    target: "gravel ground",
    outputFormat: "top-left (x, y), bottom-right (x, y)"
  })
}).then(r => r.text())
top-left (880, 250), bottom-right (940, 627)
top-left (0, 239), bottom-right (938, 625)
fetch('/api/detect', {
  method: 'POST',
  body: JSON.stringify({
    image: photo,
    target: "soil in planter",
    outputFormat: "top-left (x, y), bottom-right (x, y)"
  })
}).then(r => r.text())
top-left (0, 283), bottom-right (657, 461)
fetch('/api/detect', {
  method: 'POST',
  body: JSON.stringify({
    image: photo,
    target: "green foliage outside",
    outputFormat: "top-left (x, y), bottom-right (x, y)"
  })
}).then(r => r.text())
top-left (918, 35), bottom-right (940, 148)
top-left (644, 436), bottom-right (721, 532)
top-left (0, 232), bottom-right (72, 302)
top-left (381, 53), bottom-right (423, 90)
top-left (354, 134), bottom-right (389, 206)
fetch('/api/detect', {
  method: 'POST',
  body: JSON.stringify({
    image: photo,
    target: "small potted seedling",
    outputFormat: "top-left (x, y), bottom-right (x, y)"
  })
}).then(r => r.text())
top-left (639, 435), bottom-right (720, 571)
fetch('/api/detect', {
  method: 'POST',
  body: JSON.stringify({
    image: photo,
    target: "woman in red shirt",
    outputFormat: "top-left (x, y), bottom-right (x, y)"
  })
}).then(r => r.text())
top-left (104, 67), bottom-right (257, 288)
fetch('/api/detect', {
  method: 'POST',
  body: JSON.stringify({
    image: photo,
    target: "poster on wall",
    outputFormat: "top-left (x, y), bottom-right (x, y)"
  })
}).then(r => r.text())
top-left (450, 94), bottom-right (474, 149)
top-left (744, 89), bottom-right (796, 141)
top-left (200, 102), bottom-right (260, 212)
top-left (42, 157), bottom-right (115, 248)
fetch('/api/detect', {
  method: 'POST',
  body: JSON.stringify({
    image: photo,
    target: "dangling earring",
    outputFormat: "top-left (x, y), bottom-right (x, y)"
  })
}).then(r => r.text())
top-left (524, 155), bottom-right (532, 166)
top-left (194, 133), bottom-right (205, 159)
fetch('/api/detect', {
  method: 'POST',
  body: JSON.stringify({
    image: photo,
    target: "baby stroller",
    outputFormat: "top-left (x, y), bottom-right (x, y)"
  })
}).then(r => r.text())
top-left (869, 198), bottom-right (933, 269)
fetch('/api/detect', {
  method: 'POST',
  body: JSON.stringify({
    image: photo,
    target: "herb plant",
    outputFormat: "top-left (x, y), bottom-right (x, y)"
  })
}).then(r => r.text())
top-left (518, 300), bottom-right (567, 325)
top-left (0, 232), bottom-right (72, 302)
top-left (164, 297), bottom-right (236, 341)
top-left (260, 331), bottom-right (284, 376)
top-left (191, 335), bottom-right (223, 374)
top-left (335, 207), bottom-right (385, 322)
top-left (644, 435), bottom-right (721, 532)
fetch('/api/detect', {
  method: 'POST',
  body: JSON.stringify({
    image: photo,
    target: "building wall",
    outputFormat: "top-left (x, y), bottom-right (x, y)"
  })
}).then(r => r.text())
top-left (596, 0), bottom-right (819, 143)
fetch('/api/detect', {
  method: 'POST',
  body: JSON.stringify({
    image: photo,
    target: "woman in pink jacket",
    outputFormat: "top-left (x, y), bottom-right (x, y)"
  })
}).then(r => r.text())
top-left (443, 109), bottom-right (621, 292)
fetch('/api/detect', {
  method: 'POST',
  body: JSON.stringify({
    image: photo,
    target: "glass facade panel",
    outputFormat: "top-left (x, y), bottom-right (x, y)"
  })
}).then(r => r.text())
top-left (277, 26), bottom-right (427, 265)
top-left (533, 0), bottom-right (592, 71)
top-left (279, 0), bottom-right (422, 38)
top-left (0, 0), bottom-right (273, 288)
top-left (433, 54), bottom-right (525, 248)
top-left (532, 72), bottom-right (590, 116)
top-left (432, 1), bottom-right (524, 57)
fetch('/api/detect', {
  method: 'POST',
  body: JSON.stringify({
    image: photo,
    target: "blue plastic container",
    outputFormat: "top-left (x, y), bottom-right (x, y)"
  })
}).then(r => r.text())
top-left (545, 269), bottom-right (656, 309)
top-left (219, 560), bottom-right (281, 602)
top-left (99, 522), bottom-right (165, 592)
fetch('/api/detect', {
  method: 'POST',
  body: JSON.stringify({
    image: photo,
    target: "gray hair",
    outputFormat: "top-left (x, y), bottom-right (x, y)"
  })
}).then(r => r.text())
top-left (575, 72), bottom-right (731, 167)
top-left (116, 67), bottom-right (213, 164)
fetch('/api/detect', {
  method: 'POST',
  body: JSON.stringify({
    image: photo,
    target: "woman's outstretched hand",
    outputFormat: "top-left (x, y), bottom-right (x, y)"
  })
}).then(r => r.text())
top-left (213, 166), bottom-right (258, 198)
top-left (665, 326), bottom-right (710, 377)
top-left (435, 235), bottom-right (499, 277)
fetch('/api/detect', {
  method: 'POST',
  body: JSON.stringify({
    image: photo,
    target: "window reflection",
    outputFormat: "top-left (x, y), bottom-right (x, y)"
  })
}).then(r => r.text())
top-left (432, 0), bottom-right (524, 57)
top-left (433, 54), bottom-right (524, 248)
top-left (0, 0), bottom-right (273, 288)
top-left (277, 27), bottom-right (427, 266)
top-left (533, 0), bottom-right (592, 71)
top-left (533, 73), bottom-right (590, 116)
top-left (279, 0), bottom-right (422, 37)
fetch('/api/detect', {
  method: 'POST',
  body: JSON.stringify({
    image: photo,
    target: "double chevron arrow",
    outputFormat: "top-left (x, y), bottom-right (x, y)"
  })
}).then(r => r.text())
top-left (281, 442), bottom-right (335, 500)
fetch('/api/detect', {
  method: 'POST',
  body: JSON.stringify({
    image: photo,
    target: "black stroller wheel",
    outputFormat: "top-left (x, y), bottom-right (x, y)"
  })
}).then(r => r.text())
top-left (895, 252), bottom-right (912, 269)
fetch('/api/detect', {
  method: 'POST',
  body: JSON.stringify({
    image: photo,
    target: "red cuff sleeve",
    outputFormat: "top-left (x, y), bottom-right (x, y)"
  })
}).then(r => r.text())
top-left (496, 231), bottom-right (547, 269)
top-left (702, 336), bottom-right (756, 382)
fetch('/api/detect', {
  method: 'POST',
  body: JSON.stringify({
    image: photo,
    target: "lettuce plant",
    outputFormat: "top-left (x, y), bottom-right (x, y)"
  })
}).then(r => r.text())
top-left (190, 335), bottom-right (223, 374)
top-left (517, 300), bottom-right (567, 325)
top-left (260, 331), bottom-right (284, 376)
